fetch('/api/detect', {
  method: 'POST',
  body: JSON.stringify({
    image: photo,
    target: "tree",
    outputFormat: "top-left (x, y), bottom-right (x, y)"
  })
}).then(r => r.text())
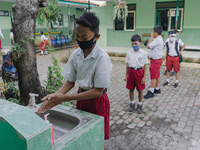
top-left (12, 0), bottom-right (45, 105)
top-left (37, 0), bottom-right (59, 47)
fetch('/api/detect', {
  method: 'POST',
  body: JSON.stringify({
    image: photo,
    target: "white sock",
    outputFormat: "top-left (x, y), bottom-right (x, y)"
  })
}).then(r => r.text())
top-left (172, 68), bottom-right (174, 72)
top-left (167, 79), bottom-right (170, 82)
top-left (175, 80), bottom-right (178, 83)
top-left (165, 66), bottom-right (167, 70)
top-left (149, 88), bottom-right (154, 93)
top-left (41, 51), bottom-right (43, 55)
top-left (138, 102), bottom-right (142, 106)
top-left (131, 101), bottom-right (135, 104)
top-left (155, 87), bottom-right (159, 90)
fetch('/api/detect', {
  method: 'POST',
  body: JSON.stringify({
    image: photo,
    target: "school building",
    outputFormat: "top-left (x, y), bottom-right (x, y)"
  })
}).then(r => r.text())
top-left (92, 0), bottom-right (200, 50)
top-left (0, 0), bottom-right (98, 47)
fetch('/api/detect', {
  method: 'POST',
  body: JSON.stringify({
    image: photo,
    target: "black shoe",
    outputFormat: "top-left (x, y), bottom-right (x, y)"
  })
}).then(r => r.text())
top-left (174, 83), bottom-right (178, 88)
top-left (163, 70), bottom-right (167, 75)
top-left (40, 54), bottom-right (43, 55)
top-left (154, 88), bottom-right (161, 94)
top-left (144, 90), bottom-right (154, 99)
top-left (170, 71), bottom-right (175, 76)
top-left (128, 103), bottom-right (135, 112)
top-left (136, 104), bottom-right (143, 114)
top-left (163, 81), bottom-right (169, 86)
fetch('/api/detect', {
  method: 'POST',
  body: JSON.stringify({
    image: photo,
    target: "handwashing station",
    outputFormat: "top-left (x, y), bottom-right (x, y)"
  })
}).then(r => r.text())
top-left (0, 99), bottom-right (104, 150)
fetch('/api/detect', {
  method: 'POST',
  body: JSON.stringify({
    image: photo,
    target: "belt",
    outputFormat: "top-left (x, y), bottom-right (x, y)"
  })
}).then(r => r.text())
top-left (150, 58), bottom-right (162, 60)
top-left (130, 67), bottom-right (142, 70)
top-left (168, 55), bottom-right (178, 57)
top-left (79, 87), bottom-right (107, 94)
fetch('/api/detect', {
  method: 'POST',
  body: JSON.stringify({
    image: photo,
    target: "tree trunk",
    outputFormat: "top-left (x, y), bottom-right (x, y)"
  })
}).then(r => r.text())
top-left (12, 0), bottom-right (45, 105)
top-left (46, 20), bottom-right (52, 47)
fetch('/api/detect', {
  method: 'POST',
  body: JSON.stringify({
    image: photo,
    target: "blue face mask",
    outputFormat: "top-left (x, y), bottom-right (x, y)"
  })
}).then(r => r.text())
top-left (132, 45), bottom-right (140, 51)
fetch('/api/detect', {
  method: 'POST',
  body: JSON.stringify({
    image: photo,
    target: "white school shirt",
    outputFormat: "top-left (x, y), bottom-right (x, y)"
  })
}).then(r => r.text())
top-left (41, 34), bottom-right (47, 41)
top-left (10, 32), bottom-right (14, 39)
top-left (149, 35), bottom-right (164, 59)
top-left (125, 48), bottom-right (148, 68)
top-left (61, 44), bottom-right (112, 90)
top-left (0, 28), bottom-right (4, 39)
top-left (165, 39), bottom-right (185, 56)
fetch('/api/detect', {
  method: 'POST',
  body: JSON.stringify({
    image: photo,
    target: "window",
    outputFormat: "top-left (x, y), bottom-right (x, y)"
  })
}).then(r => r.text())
top-left (52, 14), bottom-right (64, 28)
top-left (114, 4), bottom-right (136, 31)
top-left (156, 1), bottom-right (184, 31)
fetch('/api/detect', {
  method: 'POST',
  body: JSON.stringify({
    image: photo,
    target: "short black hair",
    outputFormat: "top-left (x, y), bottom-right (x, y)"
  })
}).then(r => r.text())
top-left (168, 31), bottom-right (176, 36)
top-left (153, 25), bottom-right (163, 35)
top-left (40, 31), bottom-right (44, 35)
top-left (131, 34), bottom-right (141, 42)
top-left (174, 29), bottom-right (179, 33)
top-left (10, 28), bottom-right (13, 32)
top-left (76, 12), bottom-right (99, 33)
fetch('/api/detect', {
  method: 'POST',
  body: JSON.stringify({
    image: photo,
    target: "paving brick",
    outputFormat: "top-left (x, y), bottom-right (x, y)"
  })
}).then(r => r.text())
top-left (127, 123), bottom-right (136, 129)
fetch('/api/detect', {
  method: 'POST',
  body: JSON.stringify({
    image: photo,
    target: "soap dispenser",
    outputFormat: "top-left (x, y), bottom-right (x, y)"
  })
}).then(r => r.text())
top-left (44, 113), bottom-right (54, 145)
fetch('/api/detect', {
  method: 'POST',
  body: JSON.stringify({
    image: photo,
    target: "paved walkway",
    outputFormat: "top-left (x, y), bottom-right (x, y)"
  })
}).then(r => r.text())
top-left (36, 48), bottom-right (200, 150)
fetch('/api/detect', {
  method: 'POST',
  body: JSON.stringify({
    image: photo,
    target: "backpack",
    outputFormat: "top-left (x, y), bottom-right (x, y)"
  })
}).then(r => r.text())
top-left (166, 41), bottom-right (182, 63)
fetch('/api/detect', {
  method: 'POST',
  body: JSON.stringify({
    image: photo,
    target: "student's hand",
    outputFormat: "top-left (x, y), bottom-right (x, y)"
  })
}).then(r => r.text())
top-left (141, 77), bottom-right (145, 84)
top-left (151, 30), bottom-right (154, 38)
top-left (164, 58), bottom-right (166, 64)
top-left (3, 38), bottom-right (5, 40)
top-left (124, 76), bottom-right (128, 82)
top-left (179, 51), bottom-right (182, 55)
top-left (38, 93), bottom-right (65, 113)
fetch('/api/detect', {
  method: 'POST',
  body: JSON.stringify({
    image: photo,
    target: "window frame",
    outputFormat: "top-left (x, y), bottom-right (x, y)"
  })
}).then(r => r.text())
top-left (113, 4), bottom-right (136, 32)
top-left (168, 8), bottom-right (184, 32)
top-left (124, 10), bottom-right (136, 31)
top-left (155, 1), bottom-right (184, 32)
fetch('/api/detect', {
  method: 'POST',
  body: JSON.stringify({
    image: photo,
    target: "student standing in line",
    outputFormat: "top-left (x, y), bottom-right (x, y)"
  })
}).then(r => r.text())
top-left (163, 31), bottom-right (185, 88)
top-left (10, 28), bottom-right (14, 46)
top-left (0, 27), bottom-right (5, 49)
top-left (163, 29), bottom-right (185, 76)
top-left (144, 25), bottom-right (163, 99)
top-left (124, 34), bottom-right (148, 113)
top-left (38, 13), bottom-right (112, 147)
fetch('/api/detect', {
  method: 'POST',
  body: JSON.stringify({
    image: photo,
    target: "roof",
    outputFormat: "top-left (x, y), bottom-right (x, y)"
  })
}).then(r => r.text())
top-left (63, 0), bottom-right (98, 5)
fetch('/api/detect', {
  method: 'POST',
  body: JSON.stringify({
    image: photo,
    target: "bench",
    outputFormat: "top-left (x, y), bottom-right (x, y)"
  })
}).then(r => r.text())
top-left (142, 34), bottom-right (164, 42)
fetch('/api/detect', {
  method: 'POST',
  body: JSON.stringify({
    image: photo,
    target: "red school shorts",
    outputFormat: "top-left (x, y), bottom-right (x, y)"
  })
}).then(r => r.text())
top-left (126, 68), bottom-right (145, 92)
top-left (40, 41), bottom-right (46, 51)
top-left (150, 58), bottom-right (163, 79)
top-left (167, 55), bottom-right (180, 72)
top-left (76, 89), bottom-right (110, 140)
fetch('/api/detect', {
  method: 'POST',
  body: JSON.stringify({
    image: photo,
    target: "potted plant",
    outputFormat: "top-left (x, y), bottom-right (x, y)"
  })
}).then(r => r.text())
top-left (2, 81), bottom-right (18, 100)
top-left (113, 0), bottom-right (128, 20)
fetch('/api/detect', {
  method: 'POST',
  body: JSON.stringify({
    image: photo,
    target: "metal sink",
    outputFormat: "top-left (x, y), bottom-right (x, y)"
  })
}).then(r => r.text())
top-left (35, 107), bottom-right (93, 144)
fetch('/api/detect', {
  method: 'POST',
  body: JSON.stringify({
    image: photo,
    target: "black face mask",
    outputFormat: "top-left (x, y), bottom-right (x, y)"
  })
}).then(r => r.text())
top-left (76, 34), bottom-right (97, 51)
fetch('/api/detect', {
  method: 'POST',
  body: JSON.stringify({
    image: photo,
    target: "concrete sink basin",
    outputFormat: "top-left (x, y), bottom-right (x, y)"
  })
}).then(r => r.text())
top-left (35, 107), bottom-right (93, 144)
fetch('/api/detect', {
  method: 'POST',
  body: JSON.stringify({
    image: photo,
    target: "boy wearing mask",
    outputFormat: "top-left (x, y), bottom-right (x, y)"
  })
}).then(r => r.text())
top-left (163, 31), bottom-right (185, 88)
top-left (38, 13), bottom-right (112, 145)
top-left (124, 34), bottom-right (148, 113)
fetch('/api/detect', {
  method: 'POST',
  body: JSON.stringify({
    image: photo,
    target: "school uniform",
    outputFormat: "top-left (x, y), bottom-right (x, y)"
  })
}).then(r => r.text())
top-left (125, 48), bottom-right (148, 91)
top-left (61, 43), bottom-right (112, 140)
top-left (165, 39), bottom-right (184, 72)
top-left (149, 35), bottom-right (164, 79)
top-left (40, 34), bottom-right (47, 51)
top-left (0, 28), bottom-right (4, 49)
top-left (10, 32), bottom-right (14, 46)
